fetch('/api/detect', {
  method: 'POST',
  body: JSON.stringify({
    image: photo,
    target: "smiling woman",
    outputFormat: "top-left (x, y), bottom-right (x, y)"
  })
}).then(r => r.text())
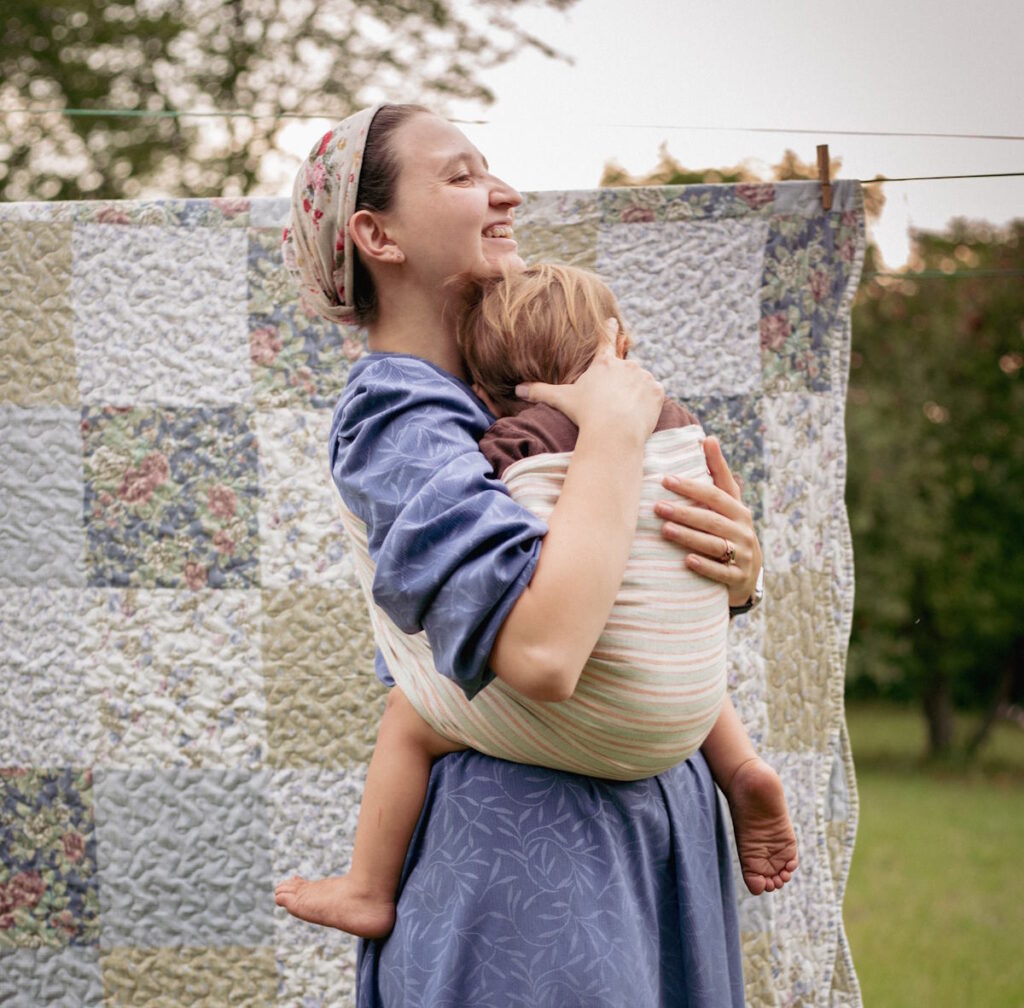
top-left (346, 112), bottom-right (526, 351)
top-left (276, 103), bottom-right (765, 1007)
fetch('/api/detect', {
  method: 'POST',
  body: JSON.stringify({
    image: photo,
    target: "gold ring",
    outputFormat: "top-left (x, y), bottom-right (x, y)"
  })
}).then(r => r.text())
top-left (720, 538), bottom-right (737, 565)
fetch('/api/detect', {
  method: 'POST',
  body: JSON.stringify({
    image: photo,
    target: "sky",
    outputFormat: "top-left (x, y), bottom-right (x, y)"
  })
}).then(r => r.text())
top-left (278, 0), bottom-right (1024, 269)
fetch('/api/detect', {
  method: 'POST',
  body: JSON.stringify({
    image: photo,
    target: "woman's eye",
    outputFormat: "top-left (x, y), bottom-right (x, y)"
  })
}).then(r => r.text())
top-left (451, 173), bottom-right (472, 184)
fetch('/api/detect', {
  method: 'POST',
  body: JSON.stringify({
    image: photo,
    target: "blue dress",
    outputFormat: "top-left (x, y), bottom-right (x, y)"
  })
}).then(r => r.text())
top-left (331, 354), bottom-right (744, 1008)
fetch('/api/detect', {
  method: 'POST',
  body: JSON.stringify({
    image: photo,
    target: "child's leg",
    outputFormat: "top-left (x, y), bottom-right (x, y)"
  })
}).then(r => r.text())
top-left (274, 687), bottom-right (464, 937)
top-left (701, 695), bottom-right (799, 895)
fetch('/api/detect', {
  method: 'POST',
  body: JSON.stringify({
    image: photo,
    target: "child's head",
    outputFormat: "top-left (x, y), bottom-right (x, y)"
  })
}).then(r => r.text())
top-left (457, 263), bottom-right (632, 417)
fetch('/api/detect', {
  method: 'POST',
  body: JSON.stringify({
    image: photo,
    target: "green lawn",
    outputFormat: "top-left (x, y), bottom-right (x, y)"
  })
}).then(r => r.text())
top-left (843, 703), bottom-right (1024, 1007)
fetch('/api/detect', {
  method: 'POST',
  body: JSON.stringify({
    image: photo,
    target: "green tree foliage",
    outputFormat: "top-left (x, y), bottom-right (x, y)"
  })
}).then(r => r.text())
top-left (0, 0), bottom-right (574, 201)
top-left (847, 223), bottom-right (1024, 757)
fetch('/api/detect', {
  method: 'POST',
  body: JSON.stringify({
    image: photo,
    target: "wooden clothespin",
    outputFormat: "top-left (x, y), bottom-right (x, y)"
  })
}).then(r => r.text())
top-left (817, 144), bottom-right (833, 211)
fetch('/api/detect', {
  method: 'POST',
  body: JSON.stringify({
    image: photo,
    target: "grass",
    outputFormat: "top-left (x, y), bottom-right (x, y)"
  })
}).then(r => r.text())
top-left (843, 702), bottom-right (1024, 1007)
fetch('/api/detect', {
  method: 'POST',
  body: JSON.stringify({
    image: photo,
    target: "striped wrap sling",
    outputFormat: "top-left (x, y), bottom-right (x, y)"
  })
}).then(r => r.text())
top-left (339, 424), bottom-right (729, 781)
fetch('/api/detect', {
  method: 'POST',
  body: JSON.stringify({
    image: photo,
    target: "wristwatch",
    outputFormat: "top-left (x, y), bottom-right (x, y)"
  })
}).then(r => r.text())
top-left (729, 566), bottom-right (764, 616)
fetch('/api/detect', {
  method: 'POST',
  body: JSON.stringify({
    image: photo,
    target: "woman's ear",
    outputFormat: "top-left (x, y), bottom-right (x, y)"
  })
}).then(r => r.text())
top-left (349, 209), bottom-right (405, 265)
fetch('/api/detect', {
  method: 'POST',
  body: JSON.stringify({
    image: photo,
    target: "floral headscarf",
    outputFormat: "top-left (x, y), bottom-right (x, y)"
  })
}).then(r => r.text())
top-left (282, 104), bottom-right (382, 326)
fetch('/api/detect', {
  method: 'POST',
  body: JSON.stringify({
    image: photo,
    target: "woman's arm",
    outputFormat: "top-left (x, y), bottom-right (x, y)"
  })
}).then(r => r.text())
top-left (333, 351), bottom-right (662, 705)
top-left (655, 436), bottom-right (762, 608)
top-left (488, 348), bottom-right (665, 701)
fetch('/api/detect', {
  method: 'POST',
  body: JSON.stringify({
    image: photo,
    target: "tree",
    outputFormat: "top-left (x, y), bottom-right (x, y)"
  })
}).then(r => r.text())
top-left (0, 0), bottom-right (575, 201)
top-left (846, 223), bottom-right (1024, 758)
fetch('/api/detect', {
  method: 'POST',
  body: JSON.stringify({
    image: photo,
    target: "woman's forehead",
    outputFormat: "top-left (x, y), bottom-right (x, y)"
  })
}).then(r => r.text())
top-left (394, 114), bottom-right (486, 174)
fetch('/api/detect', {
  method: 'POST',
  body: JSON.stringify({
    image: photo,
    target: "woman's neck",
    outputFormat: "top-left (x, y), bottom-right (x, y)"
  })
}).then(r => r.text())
top-left (366, 286), bottom-right (468, 382)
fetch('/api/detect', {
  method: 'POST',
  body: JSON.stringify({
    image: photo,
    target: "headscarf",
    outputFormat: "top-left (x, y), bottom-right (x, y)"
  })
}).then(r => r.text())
top-left (282, 104), bottom-right (383, 326)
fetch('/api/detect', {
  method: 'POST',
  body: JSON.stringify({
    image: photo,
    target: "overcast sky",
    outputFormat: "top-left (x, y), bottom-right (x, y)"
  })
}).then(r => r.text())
top-left (280, 0), bottom-right (1024, 268)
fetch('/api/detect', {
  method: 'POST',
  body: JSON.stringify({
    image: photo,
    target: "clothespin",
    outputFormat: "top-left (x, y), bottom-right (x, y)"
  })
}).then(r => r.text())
top-left (817, 144), bottom-right (833, 211)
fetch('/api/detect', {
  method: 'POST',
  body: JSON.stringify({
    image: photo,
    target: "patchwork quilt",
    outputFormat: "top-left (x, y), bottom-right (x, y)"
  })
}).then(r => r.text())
top-left (0, 180), bottom-right (864, 1006)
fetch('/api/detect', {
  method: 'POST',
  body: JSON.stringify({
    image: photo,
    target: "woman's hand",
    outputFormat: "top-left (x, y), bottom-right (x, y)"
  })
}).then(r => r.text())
top-left (516, 321), bottom-right (664, 446)
top-left (654, 436), bottom-right (762, 608)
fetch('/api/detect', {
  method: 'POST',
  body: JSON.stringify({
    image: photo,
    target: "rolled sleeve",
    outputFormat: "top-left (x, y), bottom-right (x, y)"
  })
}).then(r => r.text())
top-left (330, 355), bottom-right (547, 699)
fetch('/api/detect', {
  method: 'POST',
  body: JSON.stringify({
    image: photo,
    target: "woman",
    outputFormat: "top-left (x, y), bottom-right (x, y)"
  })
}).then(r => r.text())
top-left (283, 103), bottom-right (762, 1007)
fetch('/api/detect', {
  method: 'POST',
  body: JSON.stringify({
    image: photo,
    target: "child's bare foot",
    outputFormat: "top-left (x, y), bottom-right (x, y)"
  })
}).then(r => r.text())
top-left (274, 874), bottom-right (396, 939)
top-left (725, 758), bottom-right (799, 896)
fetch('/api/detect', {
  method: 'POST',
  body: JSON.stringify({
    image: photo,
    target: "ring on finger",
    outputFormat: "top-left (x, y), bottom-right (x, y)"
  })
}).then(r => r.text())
top-left (719, 537), bottom-right (737, 565)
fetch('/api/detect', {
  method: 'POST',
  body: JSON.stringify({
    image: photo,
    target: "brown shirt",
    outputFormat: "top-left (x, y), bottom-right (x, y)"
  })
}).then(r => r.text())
top-left (479, 399), bottom-right (700, 479)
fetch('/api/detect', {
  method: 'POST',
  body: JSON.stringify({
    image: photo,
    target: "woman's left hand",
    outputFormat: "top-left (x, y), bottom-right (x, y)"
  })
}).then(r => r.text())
top-left (654, 436), bottom-right (762, 608)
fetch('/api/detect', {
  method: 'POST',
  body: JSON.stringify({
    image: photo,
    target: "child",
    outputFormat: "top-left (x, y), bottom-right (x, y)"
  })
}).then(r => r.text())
top-left (275, 264), bottom-right (798, 939)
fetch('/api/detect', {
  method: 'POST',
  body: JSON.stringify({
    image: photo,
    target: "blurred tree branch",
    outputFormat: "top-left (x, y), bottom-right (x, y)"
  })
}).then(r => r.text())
top-left (0, 0), bottom-right (575, 201)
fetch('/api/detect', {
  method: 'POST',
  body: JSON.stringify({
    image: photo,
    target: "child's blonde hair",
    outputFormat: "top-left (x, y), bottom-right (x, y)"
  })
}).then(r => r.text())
top-left (457, 263), bottom-right (632, 417)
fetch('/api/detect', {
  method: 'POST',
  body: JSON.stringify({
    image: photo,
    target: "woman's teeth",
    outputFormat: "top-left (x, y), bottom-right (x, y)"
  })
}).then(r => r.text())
top-left (484, 225), bottom-right (514, 238)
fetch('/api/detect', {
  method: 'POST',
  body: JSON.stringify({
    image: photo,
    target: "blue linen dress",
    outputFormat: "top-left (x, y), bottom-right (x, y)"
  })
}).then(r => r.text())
top-left (331, 353), bottom-right (744, 1008)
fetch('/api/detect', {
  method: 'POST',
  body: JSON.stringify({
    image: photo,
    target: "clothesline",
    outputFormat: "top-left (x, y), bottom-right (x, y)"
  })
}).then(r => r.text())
top-left (5, 106), bottom-right (1022, 187)
top-left (5, 105), bottom-right (1024, 143)
top-left (859, 172), bottom-right (1024, 184)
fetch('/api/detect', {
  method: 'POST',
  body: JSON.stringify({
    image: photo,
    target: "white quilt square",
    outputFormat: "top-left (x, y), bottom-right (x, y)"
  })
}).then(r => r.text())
top-left (71, 224), bottom-right (250, 405)
top-left (595, 217), bottom-right (767, 399)
top-left (0, 589), bottom-right (99, 765)
top-left (0, 405), bottom-right (86, 587)
top-left (256, 409), bottom-right (355, 589)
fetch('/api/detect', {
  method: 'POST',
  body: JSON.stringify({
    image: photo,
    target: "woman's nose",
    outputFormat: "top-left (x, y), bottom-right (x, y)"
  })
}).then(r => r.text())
top-left (490, 175), bottom-right (522, 209)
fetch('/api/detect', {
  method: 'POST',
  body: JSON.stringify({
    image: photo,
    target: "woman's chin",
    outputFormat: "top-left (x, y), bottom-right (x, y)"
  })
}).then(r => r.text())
top-left (480, 250), bottom-right (526, 276)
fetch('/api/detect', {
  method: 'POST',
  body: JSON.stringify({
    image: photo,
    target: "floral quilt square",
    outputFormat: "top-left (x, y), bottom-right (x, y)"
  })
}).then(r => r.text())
top-left (759, 211), bottom-right (860, 395)
top-left (0, 768), bottom-right (100, 948)
top-left (68, 198), bottom-right (251, 230)
top-left (81, 405), bottom-right (260, 590)
top-left (255, 409), bottom-right (354, 589)
top-left (762, 394), bottom-right (844, 574)
top-left (595, 217), bottom-right (767, 398)
top-left (0, 406), bottom-right (86, 588)
top-left (93, 767), bottom-right (273, 947)
top-left (83, 589), bottom-right (264, 768)
top-left (0, 222), bottom-right (78, 407)
top-left (598, 183), bottom-right (776, 227)
top-left (248, 227), bottom-right (364, 410)
top-left (682, 393), bottom-right (766, 526)
top-left (71, 224), bottom-right (250, 406)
